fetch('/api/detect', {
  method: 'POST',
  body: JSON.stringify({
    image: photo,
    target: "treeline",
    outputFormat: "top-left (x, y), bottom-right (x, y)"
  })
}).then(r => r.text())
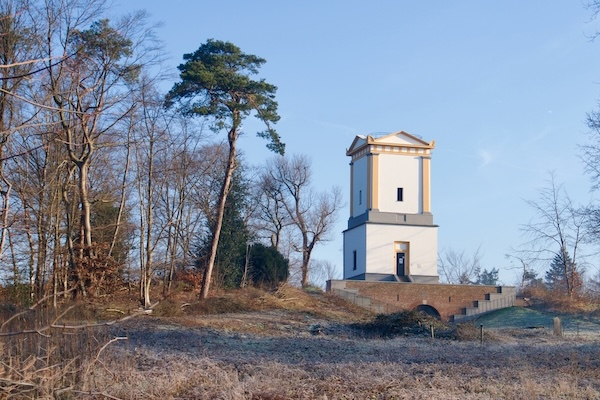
top-left (0, 0), bottom-right (341, 307)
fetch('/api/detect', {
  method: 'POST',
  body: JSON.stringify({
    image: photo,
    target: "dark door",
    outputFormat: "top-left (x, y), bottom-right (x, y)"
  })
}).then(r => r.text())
top-left (396, 252), bottom-right (405, 276)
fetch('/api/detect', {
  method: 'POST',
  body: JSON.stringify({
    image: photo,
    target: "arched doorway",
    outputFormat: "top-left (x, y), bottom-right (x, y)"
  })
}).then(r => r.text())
top-left (415, 304), bottom-right (441, 320)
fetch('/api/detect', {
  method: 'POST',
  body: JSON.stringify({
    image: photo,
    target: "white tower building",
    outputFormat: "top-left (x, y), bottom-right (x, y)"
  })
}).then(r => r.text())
top-left (343, 131), bottom-right (439, 283)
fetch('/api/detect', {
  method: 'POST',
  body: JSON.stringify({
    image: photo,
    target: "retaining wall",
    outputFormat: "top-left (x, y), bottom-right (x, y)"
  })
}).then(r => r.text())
top-left (327, 280), bottom-right (516, 321)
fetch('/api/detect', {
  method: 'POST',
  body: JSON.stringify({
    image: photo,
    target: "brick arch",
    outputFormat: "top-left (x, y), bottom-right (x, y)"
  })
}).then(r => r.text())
top-left (327, 280), bottom-right (516, 322)
top-left (415, 304), bottom-right (441, 320)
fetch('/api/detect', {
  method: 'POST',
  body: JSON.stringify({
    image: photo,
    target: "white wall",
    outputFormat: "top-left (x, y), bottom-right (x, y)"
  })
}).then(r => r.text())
top-left (365, 224), bottom-right (438, 277)
top-left (343, 225), bottom-right (366, 279)
top-left (351, 156), bottom-right (368, 217)
top-left (377, 154), bottom-right (422, 214)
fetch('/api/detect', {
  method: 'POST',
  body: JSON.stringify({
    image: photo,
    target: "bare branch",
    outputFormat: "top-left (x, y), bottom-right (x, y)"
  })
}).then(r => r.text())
top-left (516, 172), bottom-right (588, 297)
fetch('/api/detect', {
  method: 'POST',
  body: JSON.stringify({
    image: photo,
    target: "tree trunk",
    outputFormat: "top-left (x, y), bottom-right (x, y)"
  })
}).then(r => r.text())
top-left (165, 215), bottom-right (181, 295)
top-left (241, 242), bottom-right (250, 288)
top-left (143, 145), bottom-right (154, 309)
top-left (52, 214), bottom-right (61, 308)
top-left (62, 165), bottom-right (78, 295)
top-left (78, 162), bottom-right (93, 252)
top-left (301, 235), bottom-right (310, 288)
top-left (0, 173), bottom-right (11, 262)
top-left (109, 124), bottom-right (132, 259)
top-left (200, 129), bottom-right (237, 299)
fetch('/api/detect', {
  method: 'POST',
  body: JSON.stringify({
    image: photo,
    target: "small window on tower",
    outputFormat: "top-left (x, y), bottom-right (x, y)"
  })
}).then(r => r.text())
top-left (353, 250), bottom-right (357, 270)
top-left (397, 187), bottom-right (404, 202)
top-left (359, 190), bottom-right (362, 205)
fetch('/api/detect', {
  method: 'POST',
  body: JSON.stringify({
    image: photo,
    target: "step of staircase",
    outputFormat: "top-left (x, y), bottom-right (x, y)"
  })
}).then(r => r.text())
top-left (452, 286), bottom-right (516, 322)
top-left (331, 288), bottom-right (385, 313)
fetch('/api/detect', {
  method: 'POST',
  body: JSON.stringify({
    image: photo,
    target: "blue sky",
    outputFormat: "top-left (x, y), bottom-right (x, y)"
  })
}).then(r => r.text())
top-left (116, 1), bottom-right (600, 285)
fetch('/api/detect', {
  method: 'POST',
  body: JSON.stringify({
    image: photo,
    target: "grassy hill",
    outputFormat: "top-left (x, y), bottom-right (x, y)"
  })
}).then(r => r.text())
top-left (2, 286), bottom-right (600, 399)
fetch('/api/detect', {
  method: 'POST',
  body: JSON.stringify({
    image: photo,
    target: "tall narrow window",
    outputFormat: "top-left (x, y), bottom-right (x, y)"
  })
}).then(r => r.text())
top-left (397, 187), bottom-right (404, 202)
top-left (353, 250), bottom-right (357, 270)
top-left (359, 190), bottom-right (362, 205)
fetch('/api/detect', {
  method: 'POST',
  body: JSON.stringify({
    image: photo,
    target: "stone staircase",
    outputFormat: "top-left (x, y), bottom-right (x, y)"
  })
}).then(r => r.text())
top-left (327, 280), bottom-right (517, 322)
top-left (329, 287), bottom-right (386, 313)
top-left (450, 286), bottom-right (516, 322)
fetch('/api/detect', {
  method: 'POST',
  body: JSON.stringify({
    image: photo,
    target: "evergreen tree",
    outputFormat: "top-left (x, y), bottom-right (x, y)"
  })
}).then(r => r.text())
top-left (545, 254), bottom-right (565, 291)
top-left (196, 168), bottom-right (250, 289)
top-left (522, 269), bottom-right (544, 288)
top-left (545, 250), bottom-right (581, 294)
top-left (248, 243), bottom-right (289, 288)
top-left (476, 267), bottom-right (499, 285)
top-left (166, 39), bottom-right (284, 299)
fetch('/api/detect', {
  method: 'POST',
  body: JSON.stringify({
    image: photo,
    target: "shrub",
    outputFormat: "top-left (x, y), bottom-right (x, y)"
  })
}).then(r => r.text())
top-left (352, 310), bottom-right (444, 338)
top-left (248, 243), bottom-right (289, 289)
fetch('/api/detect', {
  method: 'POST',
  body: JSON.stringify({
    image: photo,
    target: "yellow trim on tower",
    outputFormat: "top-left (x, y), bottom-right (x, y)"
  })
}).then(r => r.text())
top-left (366, 155), bottom-right (372, 209)
top-left (349, 161), bottom-right (354, 216)
top-left (371, 153), bottom-right (379, 210)
top-left (422, 156), bottom-right (431, 213)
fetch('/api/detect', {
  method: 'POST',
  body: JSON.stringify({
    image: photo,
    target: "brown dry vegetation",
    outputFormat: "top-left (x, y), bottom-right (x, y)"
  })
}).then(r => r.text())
top-left (1, 286), bottom-right (600, 399)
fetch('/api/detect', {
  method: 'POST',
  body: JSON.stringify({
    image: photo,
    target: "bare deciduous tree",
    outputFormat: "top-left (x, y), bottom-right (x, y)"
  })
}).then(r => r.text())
top-left (130, 78), bottom-right (169, 308)
top-left (518, 173), bottom-right (587, 298)
top-left (157, 124), bottom-right (213, 295)
top-left (254, 172), bottom-right (292, 250)
top-left (0, 0), bottom-right (163, 302)
top-left (263, 154), bottom-right (342, 288)
top-left (309, 259), bottom-right (339, 287)
top-left (0, 1), bottom-right (36, 264)
top-left (438, 246), bottom-right (483, 284)
top-left (43, 5), bottom-right (160, 296)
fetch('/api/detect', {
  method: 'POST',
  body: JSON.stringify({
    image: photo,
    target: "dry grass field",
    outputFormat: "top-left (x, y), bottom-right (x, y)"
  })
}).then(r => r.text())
top-left (2, 286), bottom-right (600, 399)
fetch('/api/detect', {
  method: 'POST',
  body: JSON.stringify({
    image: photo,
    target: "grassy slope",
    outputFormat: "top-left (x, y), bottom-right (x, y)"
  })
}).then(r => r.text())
top-left (103, 288), bottom-right (600, 399)
top-left (3, 286), bottom-right (600, 399)
top-left (476, 306), bottom-right (600, 337)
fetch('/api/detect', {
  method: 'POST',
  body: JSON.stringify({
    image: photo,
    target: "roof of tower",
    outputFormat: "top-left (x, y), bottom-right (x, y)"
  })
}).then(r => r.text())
top-left (346, 130), bottom-right (435, 156)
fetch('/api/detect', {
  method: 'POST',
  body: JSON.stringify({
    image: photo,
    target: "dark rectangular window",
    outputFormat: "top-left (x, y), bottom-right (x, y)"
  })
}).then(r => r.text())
top-left (397, 187), bottom-right (404, 202)
top-left (359, 190), bottom-right (362, 205)
top-left (353, 250), bottom-right (357, 270)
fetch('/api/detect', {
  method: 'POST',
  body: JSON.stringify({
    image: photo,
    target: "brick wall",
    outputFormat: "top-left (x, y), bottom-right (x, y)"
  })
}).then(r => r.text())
top-left (328, 280), bottom-right (510, 321)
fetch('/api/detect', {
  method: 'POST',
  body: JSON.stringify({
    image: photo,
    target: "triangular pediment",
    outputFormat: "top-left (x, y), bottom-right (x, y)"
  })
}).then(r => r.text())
top-left (346, 135), bottom-right (368, 155)
top-left (375, 131), bottom-right (431, 147)
top-left (347, 131), bottom-right (434, 156)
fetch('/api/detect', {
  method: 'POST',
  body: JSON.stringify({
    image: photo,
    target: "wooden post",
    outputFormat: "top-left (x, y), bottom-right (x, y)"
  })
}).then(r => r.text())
top-left (553, 317), bottom-right (562, 337)
top-left (480, 324), bottom-right (484, 345)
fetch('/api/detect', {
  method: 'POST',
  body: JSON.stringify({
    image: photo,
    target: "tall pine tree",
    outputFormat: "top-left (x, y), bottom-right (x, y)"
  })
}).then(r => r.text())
top-left (166, 39), bottom-right (284, 299)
